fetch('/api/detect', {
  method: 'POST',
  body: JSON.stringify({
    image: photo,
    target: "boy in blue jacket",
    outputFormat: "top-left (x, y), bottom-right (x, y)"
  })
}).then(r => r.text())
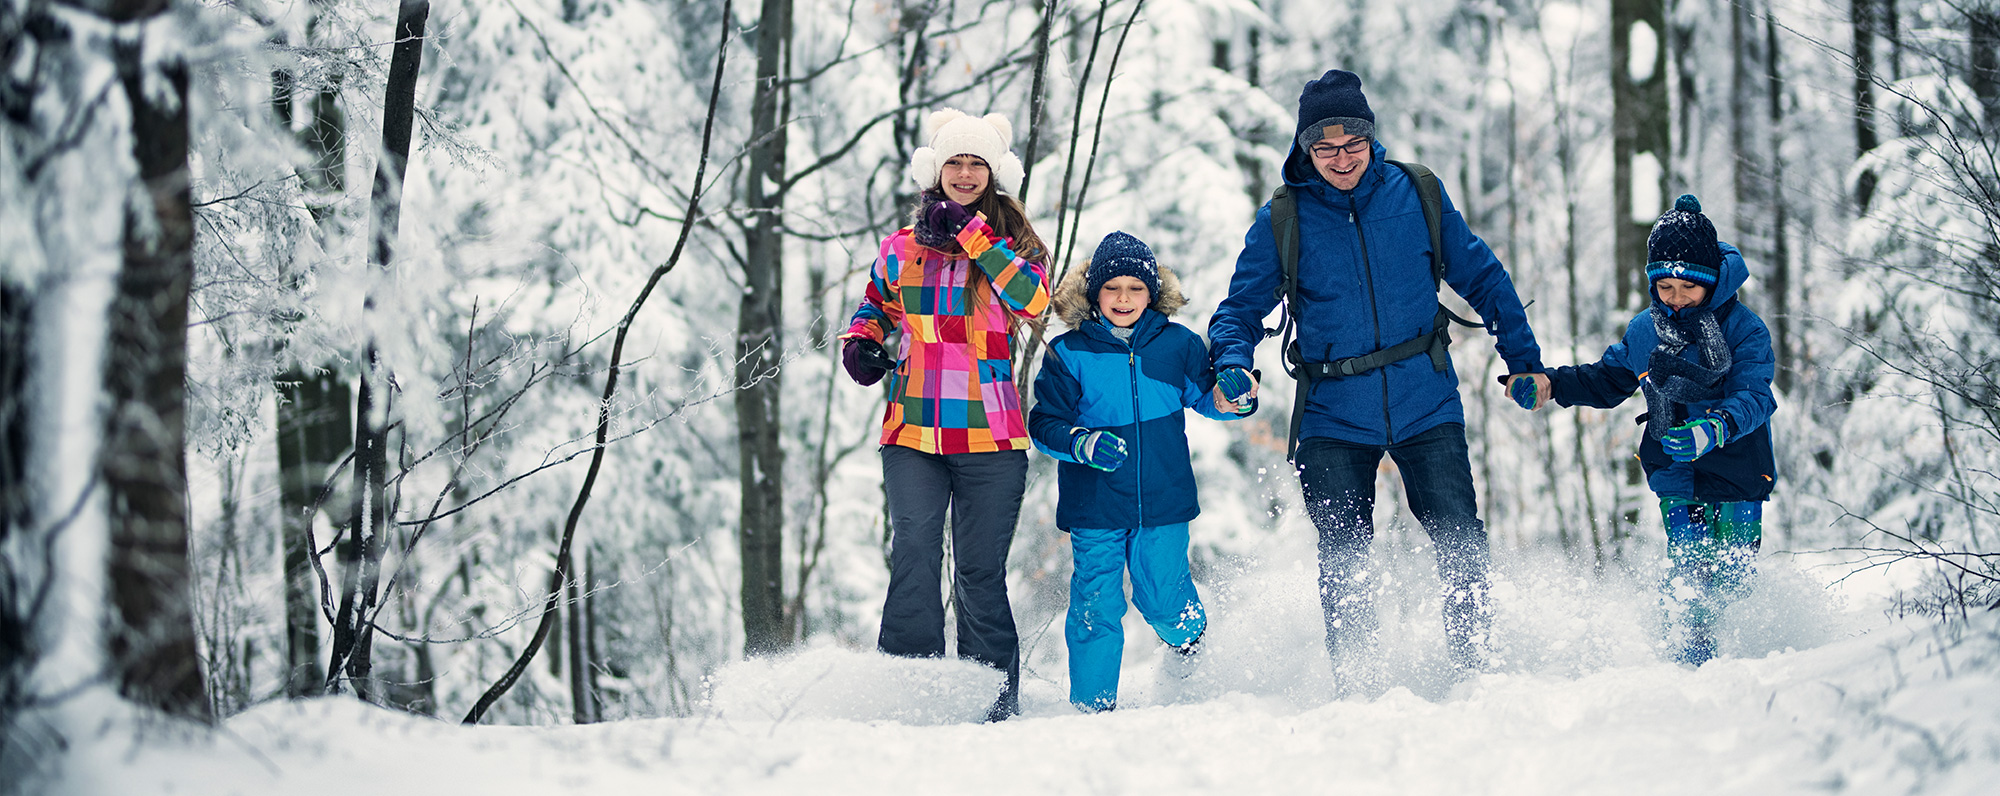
top-left (1029, 232), bottom-right (1253, 712)
top-left (1512, 195), bottom-right (1777, 666)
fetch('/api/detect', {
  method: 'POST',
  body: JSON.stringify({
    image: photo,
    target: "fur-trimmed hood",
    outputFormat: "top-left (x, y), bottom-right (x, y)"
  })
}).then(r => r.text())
top-left (1050, 262), bottom-right (1186, 328)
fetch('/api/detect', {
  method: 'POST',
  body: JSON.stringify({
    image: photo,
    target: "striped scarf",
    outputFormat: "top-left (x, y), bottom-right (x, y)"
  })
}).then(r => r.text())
top-left (1642, 304), bottom-right (1730, 440)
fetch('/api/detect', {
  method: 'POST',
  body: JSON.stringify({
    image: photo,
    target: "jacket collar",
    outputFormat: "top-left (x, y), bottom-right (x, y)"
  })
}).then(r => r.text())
top-left (1083, 307), bottom-right (1167, 346)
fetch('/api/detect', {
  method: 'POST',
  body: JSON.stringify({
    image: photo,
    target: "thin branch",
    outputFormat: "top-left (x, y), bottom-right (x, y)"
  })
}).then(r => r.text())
top-left (463, 0), bottom-right (736, 726)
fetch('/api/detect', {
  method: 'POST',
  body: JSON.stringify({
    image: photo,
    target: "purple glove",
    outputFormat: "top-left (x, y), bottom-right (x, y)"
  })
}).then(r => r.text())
top-left (842, 339), bottom-right (895, 386)
top-left (925, 199), bottom-right (976, 239)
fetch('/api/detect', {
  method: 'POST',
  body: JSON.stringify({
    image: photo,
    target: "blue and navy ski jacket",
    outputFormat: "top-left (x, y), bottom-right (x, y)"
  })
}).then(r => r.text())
top-left (1546, 242), bottom-right (1777, 501)
top-left (1206, 138), bottom-right (1543, 446)
top-left (1029, 309), bottom-right (1246, 530)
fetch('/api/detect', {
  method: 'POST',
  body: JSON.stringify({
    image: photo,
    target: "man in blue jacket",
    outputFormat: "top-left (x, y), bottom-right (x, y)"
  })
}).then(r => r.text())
top-left (1208, 69), bottom-right (1544, 677)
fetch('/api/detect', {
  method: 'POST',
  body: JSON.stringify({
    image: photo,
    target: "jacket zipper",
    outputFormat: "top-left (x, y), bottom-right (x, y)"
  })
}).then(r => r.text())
top-left (1127, 337), bottom-right (1144, 527)
top-left (1348, 195), bottom-right (1392, 445)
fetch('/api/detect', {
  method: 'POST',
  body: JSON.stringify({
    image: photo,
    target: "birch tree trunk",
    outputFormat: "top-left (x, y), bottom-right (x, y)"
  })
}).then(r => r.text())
top-left (328, 0), bottom-right (429, 699)
top-left (102, 4), bottom-right (208, 720)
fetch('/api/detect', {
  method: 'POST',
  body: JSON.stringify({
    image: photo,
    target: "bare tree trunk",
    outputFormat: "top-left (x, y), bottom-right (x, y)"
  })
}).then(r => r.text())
top-left (1612, 0), bottom-right (1668, 311)
top-left (1017, 0), bottom-right (1059, 201)
top-left (0, 284), bottom-right (31, 724)
top-left (565, 546), bottom-right (590, 723)
top-left (328, 0), bottom-right (430, 699)
top-left (103, 19), bottom-right (208, 720)
top-left (275, 370), bottom-right (344, 696)
top-left (1852, 0), bottom-right (1880, 210)
top-left (272, 7), bottom-right (353, 698)
top-left (1766, 12), bottom-right (1794, 393)
top-left (1972, 8), bottom-right (1999, 126)
top-left (738, 0), bottom-right (793, 658)
top-left (1730, 1), bottom-right (1762, 241)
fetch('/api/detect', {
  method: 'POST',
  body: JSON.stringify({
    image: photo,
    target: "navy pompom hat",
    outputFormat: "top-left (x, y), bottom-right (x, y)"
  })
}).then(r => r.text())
top-left (1646, 194), bottom-right (1722, 288)
top-left (1296, 69), bottom-right (1376, 148)
top-left (1087, 231), bottom-right (1161, 304)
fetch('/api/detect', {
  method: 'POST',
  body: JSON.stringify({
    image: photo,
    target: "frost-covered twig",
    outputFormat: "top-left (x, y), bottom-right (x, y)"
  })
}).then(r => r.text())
top-left (463, 0), bottom-right (737, 726)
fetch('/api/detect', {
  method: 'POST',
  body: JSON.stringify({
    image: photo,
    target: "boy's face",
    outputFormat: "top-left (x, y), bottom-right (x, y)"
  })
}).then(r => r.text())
top-left (1097, 275), bottom-right (1151, 327)
top-left (1654, 277), bottom-right (1709, 311)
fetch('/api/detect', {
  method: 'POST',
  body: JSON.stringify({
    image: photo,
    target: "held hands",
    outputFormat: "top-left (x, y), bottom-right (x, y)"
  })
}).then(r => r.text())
top-left (1504, 373), bottom-right (1550, 411)
top-left (1662, 417), bottom-right (1726, 462)
top-left (1071, 429), bottom-right (1128, 472)
top-left (841, 338), bottom-right (896, 386)
top-left (924, 198), bottom-right (977, 238)
top-left (1213, 367), bottom-right (1259, 414)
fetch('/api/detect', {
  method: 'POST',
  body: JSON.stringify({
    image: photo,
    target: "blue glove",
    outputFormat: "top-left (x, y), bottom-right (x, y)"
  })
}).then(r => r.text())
top-left (1216, 367), bottom-right (1256, 406)
top-left (1509, 375), bottom-right (1538, 410)
top-left (1071, 429), bottom-right (1128, 472)
top-left (1662, 417), bottom-right (1726, 462)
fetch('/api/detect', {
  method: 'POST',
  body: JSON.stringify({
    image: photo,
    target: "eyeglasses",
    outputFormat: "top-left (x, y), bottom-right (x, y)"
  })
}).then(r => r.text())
top-left (1308, 139), bottom-right (1371, 159)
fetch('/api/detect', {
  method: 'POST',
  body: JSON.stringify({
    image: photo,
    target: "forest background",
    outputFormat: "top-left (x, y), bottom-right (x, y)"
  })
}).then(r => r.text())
top-left (2, 0), bottom-right (1996, 757)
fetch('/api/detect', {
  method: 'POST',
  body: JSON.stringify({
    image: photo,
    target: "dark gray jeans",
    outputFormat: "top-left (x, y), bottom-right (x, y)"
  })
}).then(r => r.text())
top-left (1295, 422), bottom-right (1492, 669)
top-left (877, 445), bottom-right (1027, 720)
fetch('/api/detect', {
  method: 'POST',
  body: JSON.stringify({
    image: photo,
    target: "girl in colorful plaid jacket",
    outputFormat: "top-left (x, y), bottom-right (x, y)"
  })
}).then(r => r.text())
top-left (838, 109), bottom-right (1050, 721)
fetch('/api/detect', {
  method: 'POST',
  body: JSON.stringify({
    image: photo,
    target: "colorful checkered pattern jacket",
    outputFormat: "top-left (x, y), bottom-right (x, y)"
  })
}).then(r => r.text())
top-left (842, 216), bottom-right (1051, 454)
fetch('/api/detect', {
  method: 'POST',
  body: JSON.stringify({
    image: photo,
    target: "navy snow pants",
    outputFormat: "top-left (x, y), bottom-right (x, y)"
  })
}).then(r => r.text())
top-left (877, 445), bottom-right (1026, 720)
top-left (1295, 422), bottom-right (1492, 669)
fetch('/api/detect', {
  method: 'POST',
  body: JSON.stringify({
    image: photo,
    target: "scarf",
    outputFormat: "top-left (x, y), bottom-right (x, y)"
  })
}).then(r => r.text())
top-left (1641, 304), bottom-right (1730, 440)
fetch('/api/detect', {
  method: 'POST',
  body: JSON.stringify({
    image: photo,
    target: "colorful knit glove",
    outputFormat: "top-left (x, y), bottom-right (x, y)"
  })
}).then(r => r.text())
top-left (924, 198), bottom-right (977, 239)
top-left (1071, 429), bottom-right (1128, 472)
top-left (1216, 367), bottom-right (1256, 406)
top-left (1508, 374), bottom-right (1540, 410)
top-left (841, 338), bottom-right (895, 386)
top-left (1662, 417), bottom-right (1726, 462)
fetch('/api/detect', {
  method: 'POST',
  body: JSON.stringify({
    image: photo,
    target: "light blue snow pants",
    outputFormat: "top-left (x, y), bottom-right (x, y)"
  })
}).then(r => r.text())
top-left (1066, 523), bottom-right (1206, 711)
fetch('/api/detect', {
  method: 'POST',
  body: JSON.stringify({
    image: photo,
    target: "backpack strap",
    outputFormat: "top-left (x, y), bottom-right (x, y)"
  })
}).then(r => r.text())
top-left (1263, 185), bottom-right (1301, 353)
top-left (1260, 185), bottom-right (1309, 460)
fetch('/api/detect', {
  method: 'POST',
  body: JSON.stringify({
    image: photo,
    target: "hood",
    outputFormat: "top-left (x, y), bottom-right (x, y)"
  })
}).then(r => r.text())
top-left (1051, 262), bottom-right (1186, 328)
top-left (1652, 241), bottom-right (1748, 314)
top-left (1282, 137), bottom-right (1394, 194)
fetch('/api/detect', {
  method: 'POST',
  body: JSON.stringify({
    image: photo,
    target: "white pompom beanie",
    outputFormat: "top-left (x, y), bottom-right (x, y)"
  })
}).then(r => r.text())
top-left (906, 108), bottom-right (1025, 196)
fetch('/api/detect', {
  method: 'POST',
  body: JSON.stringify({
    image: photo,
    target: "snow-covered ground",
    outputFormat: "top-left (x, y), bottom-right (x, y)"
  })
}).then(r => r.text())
top-left (41, 548), bottom-right (2000, 796)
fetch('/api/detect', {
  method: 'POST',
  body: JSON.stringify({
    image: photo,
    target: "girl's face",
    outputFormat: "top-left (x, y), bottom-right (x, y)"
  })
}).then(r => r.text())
top-left (1097, 275), bottom-right (1151, 327)
top-left (940, 155), bottom-right (991, 205)
top-left (1655, 277), bottom-right (1709, 311)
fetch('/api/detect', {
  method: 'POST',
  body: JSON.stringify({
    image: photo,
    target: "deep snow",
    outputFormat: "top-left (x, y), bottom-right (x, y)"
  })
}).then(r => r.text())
top-left (39, 545), bottom-right (2000, 796)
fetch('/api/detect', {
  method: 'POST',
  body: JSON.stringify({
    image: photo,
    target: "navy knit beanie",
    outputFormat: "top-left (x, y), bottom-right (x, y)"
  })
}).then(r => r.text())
top-left (1087, 231), bottom-right (1161, 304)
top-left (1646, 194), bottom-right (1722, 288)
top-left (1296, 69), bottom-right (1375, 148)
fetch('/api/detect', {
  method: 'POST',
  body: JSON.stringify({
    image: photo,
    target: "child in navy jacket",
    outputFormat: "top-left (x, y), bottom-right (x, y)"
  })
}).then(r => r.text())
top-left (1028, 232), bottom-right (1254, 711)
top-left (1512, 196), bottom-right (1777, 666)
